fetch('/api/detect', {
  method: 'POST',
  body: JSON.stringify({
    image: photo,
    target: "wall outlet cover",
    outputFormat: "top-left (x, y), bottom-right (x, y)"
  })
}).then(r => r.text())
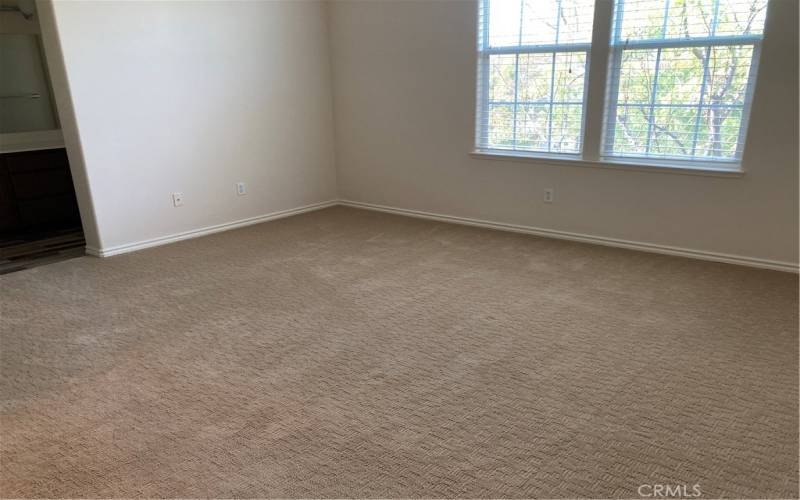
top-left (172, 192), bottom-right (184, 207)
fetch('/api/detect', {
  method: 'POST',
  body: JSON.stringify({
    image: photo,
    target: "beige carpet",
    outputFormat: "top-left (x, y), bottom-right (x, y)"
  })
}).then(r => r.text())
top-left (1, 206), bottom-right (797, 499)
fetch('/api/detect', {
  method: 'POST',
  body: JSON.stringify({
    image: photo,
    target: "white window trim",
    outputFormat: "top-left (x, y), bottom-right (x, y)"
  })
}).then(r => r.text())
top-left (473, 0), bottom-right (764, 176)
top-left (468, 150), bottom-right (744, 178)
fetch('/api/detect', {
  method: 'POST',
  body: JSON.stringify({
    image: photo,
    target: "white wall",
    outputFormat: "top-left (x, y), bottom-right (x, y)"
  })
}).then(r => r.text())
top-left (328, 0), bottom-right (799, 267)
top-left (38, 0), bottom-right (337, 251)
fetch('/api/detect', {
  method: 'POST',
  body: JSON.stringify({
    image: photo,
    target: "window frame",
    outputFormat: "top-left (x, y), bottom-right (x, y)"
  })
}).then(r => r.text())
top-left (475, 0), bottom-right (595, 158)
top-left (472, 0), bottom-right (768, 175)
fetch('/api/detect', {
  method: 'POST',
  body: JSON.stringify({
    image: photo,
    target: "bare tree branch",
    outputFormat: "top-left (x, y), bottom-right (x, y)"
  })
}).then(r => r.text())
top-left (636, 105), bottom-right (688, 155)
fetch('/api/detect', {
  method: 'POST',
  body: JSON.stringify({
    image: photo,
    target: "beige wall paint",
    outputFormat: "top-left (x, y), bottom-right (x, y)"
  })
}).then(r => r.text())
top-left (328, 0), bottom-right (799, 266)
top-left (39, 0), bottom-right (337, 250)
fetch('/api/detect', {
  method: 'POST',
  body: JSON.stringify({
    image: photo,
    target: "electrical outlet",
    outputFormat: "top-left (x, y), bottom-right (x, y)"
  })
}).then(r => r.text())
top-left (544, 188), bottom-right (554, 203)
top-left (236, 182), bottom-right (246, 196)
top-left (172, 192), bottom-right (184, 207)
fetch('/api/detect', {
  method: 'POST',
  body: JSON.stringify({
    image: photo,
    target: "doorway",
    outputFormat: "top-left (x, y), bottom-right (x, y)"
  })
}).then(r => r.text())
top-left (0, 0), bottom-right (84, 274)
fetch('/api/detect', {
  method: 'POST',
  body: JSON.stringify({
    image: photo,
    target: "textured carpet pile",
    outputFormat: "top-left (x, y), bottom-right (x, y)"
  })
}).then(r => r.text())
top-left (1, 206), bottom-right (797, 498)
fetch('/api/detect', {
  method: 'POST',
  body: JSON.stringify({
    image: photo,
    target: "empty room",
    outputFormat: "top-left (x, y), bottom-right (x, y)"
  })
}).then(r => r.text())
top-left (0, 0), bottom-right (797, 498)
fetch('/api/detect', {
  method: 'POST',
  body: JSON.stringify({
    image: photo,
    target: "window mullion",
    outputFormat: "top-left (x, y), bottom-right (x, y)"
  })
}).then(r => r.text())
top-left (710, 0), bottom-right (721, 36)
top-left (619, 35), bottom-right (762, 49)
top-left (690, 47), bottom-right (712, 156)
top-left (547, 0), bottom-right (562, 153)
top-left (644, 47), bottom-right (663, 154)
top-left (512, 54), bottom-right (520, 148)
top-left (581, 0), bottom-right (614, 161)
top-left (547, 53), bottom-right (556, 153)
top-left (511, 0), bottom-right (524, 150)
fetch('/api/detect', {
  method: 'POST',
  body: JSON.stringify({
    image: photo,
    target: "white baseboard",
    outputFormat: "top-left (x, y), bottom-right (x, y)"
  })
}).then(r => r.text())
top-left (83, 197), bottom-right (798, 273)
top-left (84, 200), bottom-right (338, 258)
top-left (339, 199), bottom-right (799, 273)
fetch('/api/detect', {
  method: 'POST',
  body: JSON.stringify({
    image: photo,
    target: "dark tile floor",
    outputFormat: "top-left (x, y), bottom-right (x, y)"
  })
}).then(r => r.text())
top-left (0, 228), bottom-right (85, 275)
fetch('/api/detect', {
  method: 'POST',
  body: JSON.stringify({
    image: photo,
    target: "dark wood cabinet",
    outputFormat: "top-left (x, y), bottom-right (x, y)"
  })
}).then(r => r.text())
top-left (0, 148), bottom-right (82, 237)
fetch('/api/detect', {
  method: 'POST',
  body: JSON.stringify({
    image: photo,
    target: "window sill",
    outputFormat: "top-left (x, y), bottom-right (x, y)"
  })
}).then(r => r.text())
top-left (469, 151), bottom-right (745, 178)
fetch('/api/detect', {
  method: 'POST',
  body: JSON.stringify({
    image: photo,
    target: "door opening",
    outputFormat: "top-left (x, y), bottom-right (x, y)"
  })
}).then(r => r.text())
top-left (0, 0), bottom-right (85, 274)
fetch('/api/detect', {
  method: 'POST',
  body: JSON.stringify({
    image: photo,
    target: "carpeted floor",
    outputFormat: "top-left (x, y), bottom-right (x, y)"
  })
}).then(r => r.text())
top-left (1, 206), bottom-right (797, 499)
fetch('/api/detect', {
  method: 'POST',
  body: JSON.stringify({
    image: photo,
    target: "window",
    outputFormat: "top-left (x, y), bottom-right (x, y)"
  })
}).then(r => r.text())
top-left (475, 0), bottom-right (769, 170)
top-left (476, 0), bottom-right (597, 155)
top-left (604, 0), bottom-right (767, 163)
